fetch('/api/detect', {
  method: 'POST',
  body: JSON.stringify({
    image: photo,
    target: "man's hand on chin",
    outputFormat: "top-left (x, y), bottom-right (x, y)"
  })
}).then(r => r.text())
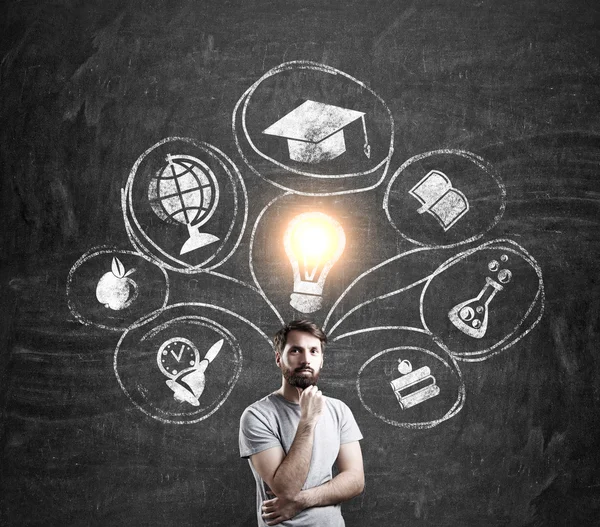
top-left (261, 491), bottom-right (306, 526)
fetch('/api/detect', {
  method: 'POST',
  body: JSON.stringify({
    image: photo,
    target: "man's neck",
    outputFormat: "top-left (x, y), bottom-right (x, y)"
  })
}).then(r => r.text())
top-left (276, 379), bottom-right (302, 403)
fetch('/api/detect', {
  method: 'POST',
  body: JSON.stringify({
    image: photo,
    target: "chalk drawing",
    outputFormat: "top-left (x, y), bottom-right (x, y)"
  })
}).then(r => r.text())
top-left (323, 246), bottom-right (437, 335)
top-left (95, 256), bottom-right (138, 310)
top-left (409, 170), bottom-right (469, 231)
top-left (122, 137), bottom-right (247, 273)
top-left (67, 247), bottom-right (169, 332)
top-left (262, 100), bottom-right (371, 164)
top-left (158, 337), bottom-right (224, 407)
top-left (383, 149), bottom-right (506, 248)
top-left (284, 211), bottom-right (346, 313)
top-left (114, 303), bottom-right (271, 424)
top-left (420, 239), bottom-right (545, 361)
top-left (232, 60), bottom-right (394, 196)
top-left (390, 359), bottom-right (440, 410)
top-left (147, 153), bottom-right (220, 255)
top-left (340, 327), bottom-right (465, 429)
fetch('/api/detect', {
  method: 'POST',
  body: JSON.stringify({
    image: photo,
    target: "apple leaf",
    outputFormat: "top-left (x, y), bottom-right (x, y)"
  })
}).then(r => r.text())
top-left (112, 257), bottom-right (125, 278)
top-left (124, 268), bottom-right (136, 277)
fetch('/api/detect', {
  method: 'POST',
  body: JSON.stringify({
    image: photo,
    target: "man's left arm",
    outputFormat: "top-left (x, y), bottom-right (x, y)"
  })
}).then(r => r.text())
top-left (261, 441), bottom-right (364, 525)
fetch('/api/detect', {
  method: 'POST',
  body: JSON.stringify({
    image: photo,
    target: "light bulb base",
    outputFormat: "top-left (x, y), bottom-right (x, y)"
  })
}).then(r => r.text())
top-left (290, 292), bottom-right (323, 313)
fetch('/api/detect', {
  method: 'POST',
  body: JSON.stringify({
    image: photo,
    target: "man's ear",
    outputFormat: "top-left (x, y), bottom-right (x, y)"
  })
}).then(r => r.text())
top-left (275, 352), bottom-right (281, 367)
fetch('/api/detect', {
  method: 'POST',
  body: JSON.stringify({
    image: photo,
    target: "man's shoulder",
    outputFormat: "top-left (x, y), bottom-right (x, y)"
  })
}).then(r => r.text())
top-left (241, 392), bottom-right (281, 418)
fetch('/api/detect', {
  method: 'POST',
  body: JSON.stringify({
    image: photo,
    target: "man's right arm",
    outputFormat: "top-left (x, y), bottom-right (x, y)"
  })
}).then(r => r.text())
top-left (250, 386), bottom-right (323, 500)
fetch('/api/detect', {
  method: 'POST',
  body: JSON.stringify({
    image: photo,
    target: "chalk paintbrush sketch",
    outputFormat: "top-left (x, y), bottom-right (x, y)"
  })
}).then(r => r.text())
top-left (158, 337), bottom-right (224, 407)
top-left (114, 304), bottom-right (251, 424)
top-left (283, 211), bottom-right (346, 313)
top-left (384, 149), bottom-right (506, 248)
top-left (233, 60), bottom-right (394, 196)
top-left (67, 247), bottom-right (169, 332)
top-left (123, 137), bottom-right (247, 273)
top-left (147, 153), bottom-right (220, 255)
top-left (409, 170), bottom-right (469, 231)
top-left (262, 100), bottom-right (371, 164)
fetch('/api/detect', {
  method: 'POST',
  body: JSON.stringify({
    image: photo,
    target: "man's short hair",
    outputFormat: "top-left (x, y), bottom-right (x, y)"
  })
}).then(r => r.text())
top-left (273, 319), bottom-right (327, 355)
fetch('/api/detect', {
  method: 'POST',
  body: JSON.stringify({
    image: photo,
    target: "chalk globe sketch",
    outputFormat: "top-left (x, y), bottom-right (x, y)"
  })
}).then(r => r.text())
top-left (148, 154), bottom-right (220, 255)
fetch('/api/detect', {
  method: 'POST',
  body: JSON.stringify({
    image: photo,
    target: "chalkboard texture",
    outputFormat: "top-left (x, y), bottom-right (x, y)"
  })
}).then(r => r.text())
top-left (2, 0), bottom-right (600, 525)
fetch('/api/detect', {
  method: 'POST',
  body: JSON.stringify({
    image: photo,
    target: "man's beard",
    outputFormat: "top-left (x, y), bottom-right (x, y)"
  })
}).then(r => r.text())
top-left (282, 366), bottom-right (320, 389)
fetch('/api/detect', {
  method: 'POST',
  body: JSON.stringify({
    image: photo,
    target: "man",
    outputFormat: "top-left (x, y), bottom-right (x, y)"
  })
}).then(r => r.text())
top-left (239, 320), bottom-right (364, 526)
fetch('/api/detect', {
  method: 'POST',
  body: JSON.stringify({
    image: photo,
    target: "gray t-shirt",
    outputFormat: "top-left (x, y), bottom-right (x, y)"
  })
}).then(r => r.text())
top-left (239, 392), bottom-right (363, 527)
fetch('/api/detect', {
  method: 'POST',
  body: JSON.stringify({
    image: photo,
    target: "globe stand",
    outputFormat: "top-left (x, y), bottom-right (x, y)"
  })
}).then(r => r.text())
top-left (180, 223), bottom-right (220, 255)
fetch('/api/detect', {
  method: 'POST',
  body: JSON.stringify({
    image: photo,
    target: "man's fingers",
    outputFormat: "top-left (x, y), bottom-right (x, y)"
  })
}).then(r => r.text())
top-left (265, 516), bottom-right (282, 526)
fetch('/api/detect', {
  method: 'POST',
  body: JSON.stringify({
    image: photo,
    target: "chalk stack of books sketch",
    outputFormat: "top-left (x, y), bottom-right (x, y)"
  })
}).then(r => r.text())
top-left (409, 170), bottom-right (469, 231)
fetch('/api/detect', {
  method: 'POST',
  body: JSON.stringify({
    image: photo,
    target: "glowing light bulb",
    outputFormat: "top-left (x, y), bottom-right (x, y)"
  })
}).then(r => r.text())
top-left (284, 212), bottom-right (346, 313)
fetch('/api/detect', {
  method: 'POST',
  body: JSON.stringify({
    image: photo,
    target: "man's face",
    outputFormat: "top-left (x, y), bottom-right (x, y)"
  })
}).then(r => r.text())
top-left (276, 330), bottom-right (323, 389)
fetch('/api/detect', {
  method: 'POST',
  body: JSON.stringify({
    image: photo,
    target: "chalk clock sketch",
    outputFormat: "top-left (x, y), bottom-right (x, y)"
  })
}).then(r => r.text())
top-left (157, 337), bottom-right (224, 407)
top-left (114, 304), bottom-right (242, 425)
top-left (233, 60), bottom-right (394, 196)
top-left (123, 137), bottom-right (247, 273)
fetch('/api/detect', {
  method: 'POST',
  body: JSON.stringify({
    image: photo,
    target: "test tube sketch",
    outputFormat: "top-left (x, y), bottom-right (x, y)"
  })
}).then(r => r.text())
top-left (158, 337), bottom-right (224, 407)
top-left (262, 100), bottom-right (371, 164)
top-left (390, 359), bottom-right (440, 410)
top-left (409, 170), bottom-right (469, 231)
top-left (67, 247), bottom-right (169, 332)
top-left (284, 212), bottom-right (346, 313)
top-left (147, 153), bottom-right (220, 255)
top-left (114, 304), bottom-right (243, 424)
top-left (384, 149), bottom-right (506, 248)
top-left (233, 60), bottom-right (394, 195)
top-left (420, 239), bottom-right (544, 361)
top-left (123, 137), bottom-right (248, 273)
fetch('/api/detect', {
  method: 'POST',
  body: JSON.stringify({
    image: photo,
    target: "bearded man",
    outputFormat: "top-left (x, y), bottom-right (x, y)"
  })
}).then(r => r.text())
top-left (239, 320), bottom-right (364, 526)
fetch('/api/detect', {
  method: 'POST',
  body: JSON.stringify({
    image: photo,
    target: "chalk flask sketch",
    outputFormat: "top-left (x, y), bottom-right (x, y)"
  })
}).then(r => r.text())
top-left (157, 337), bottom-right (224, 406)
top-left (409, 170), bottom-right (469, 231)
top-left (390, 360), bottom-right (440, 410)
top-left (95, 257), bottom-right (138, 310)
top-left (262, 100), bottom-right (371, 164)
top-left (148, 154), bottom-right (220, 255)
top-left (284, 212), bottom-right (346, 313)
top-left (448, 256), bottom-right (513, 339)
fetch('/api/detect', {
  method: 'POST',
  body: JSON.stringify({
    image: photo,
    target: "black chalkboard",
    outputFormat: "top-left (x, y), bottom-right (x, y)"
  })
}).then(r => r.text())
top-left (2, 0), bottom-right (600, 525)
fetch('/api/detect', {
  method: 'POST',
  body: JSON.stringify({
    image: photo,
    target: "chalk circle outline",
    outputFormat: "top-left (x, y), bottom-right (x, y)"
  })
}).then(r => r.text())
top-left (66, 246), bottom-right (170, 332)
top-left (122, 136), bottom-right (248, 274)
top-left (357, 344), bottom-right (465, 429)
top-left (383, 149), bottom-right (506, 248)
top-left (420, 238), bottom-right (545, 362)
top-left (114, 307), bottom-right (242, 424)
top-left (232, 60), bottom-right (395, 195)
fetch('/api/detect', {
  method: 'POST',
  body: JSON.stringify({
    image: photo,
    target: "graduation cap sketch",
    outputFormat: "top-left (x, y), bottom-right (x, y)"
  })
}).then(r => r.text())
top-left (262, 100), bottom-right (371, 164)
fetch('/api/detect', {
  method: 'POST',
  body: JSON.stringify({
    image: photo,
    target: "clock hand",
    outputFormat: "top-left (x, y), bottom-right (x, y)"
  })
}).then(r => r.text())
top-left (170, 344), bottom-right (185, 362)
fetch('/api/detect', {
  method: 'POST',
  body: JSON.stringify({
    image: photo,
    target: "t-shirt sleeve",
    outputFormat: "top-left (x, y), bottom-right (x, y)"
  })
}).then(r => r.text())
top-left (339, 402), bottom-right (363, 444)
top-left (239, 406), bottom-right (282, 459)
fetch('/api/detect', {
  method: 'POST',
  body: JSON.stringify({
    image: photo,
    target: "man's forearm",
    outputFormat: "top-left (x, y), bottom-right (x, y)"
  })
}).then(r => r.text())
top-left (270, 419), bottom-right (316, 498)
top-left (299, 469), bottom-right (364, 508)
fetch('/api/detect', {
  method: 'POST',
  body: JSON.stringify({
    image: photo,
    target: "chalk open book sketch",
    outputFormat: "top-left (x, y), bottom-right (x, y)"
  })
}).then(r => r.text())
top-left (409, 170), bottom-right (469, 231)
top-left (262, 100), bottom-right (370, 164)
